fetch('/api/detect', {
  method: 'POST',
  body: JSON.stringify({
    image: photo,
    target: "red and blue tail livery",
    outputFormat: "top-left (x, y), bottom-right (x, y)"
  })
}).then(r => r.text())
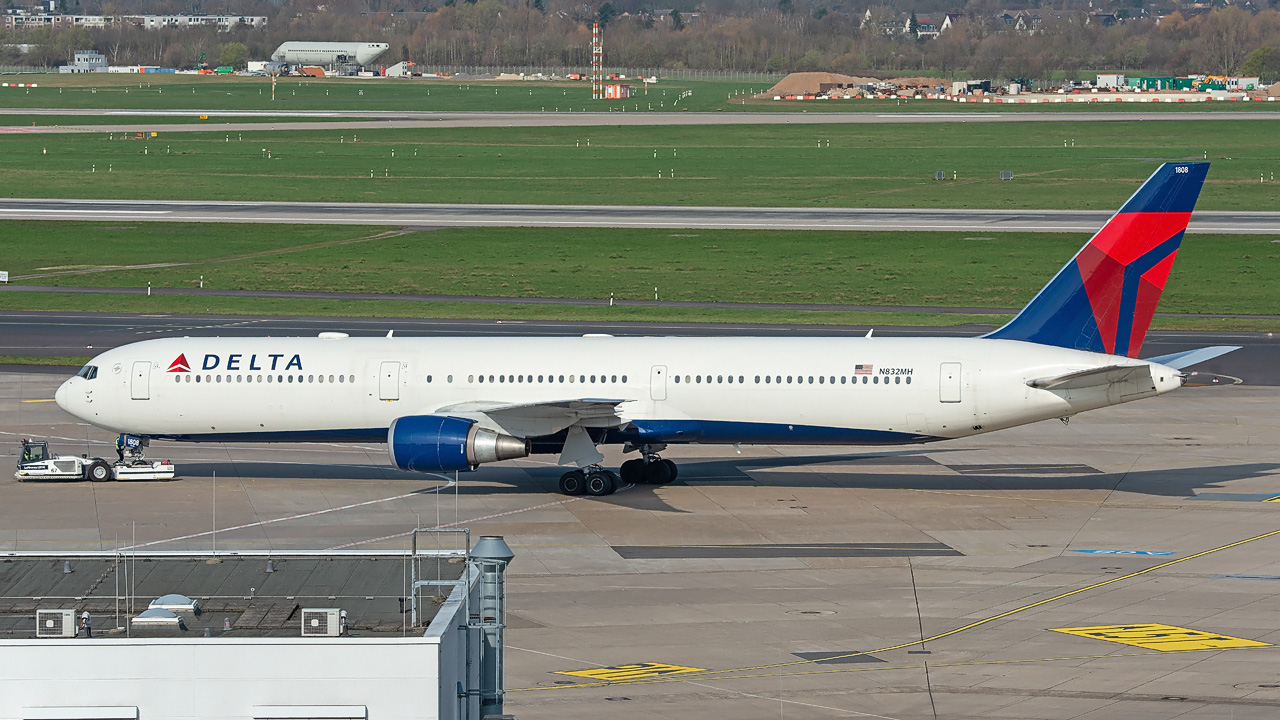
top-left (987, 162), bottom-right (1209, 357)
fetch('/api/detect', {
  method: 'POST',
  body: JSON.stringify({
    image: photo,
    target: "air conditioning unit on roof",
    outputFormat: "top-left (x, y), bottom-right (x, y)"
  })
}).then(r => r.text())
top-left (36, 609), bottom-right (77, 638)
top-left (301, 608), bottom-right (342, 637)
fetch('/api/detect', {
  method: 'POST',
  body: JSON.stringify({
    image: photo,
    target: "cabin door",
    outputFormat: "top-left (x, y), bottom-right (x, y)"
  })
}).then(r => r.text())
top-left (379, 361), bottom-right (401, 401)
top-left (939, 362), bottom-right (962, 403)
top-left (650, 365), bottom-right (668, 401)
top-left (130, 361), bottom-right (151, 401)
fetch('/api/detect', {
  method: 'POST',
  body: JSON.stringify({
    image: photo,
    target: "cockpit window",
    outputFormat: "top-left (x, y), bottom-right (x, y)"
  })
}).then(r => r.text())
top-left (76, 365), bottom-right (98, 380)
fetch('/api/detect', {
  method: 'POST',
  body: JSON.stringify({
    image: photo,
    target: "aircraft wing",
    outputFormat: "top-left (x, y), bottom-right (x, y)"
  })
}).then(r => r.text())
top-left (1028, 364), bottom-right (1151, 391)
top-left (432, 398), bottom-right (631, 437)
top-left (1144, 346), bottom-right (1240, 370)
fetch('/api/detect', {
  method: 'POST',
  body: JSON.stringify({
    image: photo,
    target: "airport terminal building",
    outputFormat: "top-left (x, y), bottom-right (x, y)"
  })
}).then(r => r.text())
top-left (0, 538), bottom-right (514, 720)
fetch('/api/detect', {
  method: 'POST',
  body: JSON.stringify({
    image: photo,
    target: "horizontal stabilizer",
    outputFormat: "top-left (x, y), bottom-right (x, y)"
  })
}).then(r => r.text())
top-left (1144, 345), bottom-right (1240, 370)
top-left (1028, 364), bottom-right (1151, 391)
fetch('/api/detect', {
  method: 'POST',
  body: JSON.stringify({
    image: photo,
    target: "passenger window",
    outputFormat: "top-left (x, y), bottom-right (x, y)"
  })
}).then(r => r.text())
top-left (427, 375), bottom-right (433, 383)
top-left (185, 375), bottom-right (192, 383)
top-left (684, 376), bottom-right (691, 383)
top-left (873, 376), bottom-right (879, 384)
top-left (765, 376), bottom-right (770, 384)
top-left (489, 375), bottom-right (495, 383)
top-left (787, 376), bottom-right (792, 384)
top-left (559, 375), bottom-right (565, 382)
top-left (776, 376), bottom-right (782, 384)
top-left (818, 376), bottom-right (824, 384)
top-left (738, 376), bottom-right (744, 384)
top-left (622, 375), bottom-right (627, 383)
top-left (448, 375), bottom-right (453, 383)
top-left (591, 375), bottom-right (596, 383)
top-left (717, 375), bottom-right (723, 383)
top-left (906, 376), bottom-right (912, 384)
top-left (569, 375), bottom-right (575, 383)
top-left (216, 375), bottom-right (222, 384)
top-left (754, 376), bottom-right (760, 383)
top-left (808, 376), bottom-right (814, 384)
top-left (841, 377), bottom-right (846, 384)
top-left (612, 375), bottom-right (617, 383)
top-left (337, 375), bottom-right (343, 383)
top-left (674, 375), bottom-right (681, 384)
top-left (895, 376), bottom-right (901, 384)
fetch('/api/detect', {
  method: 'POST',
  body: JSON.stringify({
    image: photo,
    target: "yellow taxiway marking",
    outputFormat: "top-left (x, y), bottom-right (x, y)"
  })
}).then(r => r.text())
top-left (1263, 496), bottom-right (1280, 503)
top-left (557, 662), bottom-right (705, 682)
top-left (1052, 623), bottom-right (1270, 652)
top-left (20, 399), bottom-right (55, 403)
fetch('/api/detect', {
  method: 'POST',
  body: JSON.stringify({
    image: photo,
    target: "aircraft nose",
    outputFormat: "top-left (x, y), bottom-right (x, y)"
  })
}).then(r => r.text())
top-left (54, 379), bottom-right (70, 412)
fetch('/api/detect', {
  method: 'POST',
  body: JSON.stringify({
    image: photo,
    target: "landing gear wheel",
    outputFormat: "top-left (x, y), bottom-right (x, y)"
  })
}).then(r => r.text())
top-left (86, 461), bottom-right (111, 482)
top-left (644, 460), bottom-right (673, 485)
top-left (586, 469), bottom-right (618, 497)
top-left (558, 470), bottom-right (586, 496)
top-left (660, 459), bottom-right (678, 483)
top-left (619, 458), bottom-right (645, 485)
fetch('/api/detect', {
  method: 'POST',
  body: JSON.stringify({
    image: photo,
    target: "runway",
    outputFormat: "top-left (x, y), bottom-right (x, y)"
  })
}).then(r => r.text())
top-left (1, 198), bottom-right (1278, 233)
top-left (3, 108), bottom-right (1280, 134)
top-left (4, 309), bottom-right (1274, 384)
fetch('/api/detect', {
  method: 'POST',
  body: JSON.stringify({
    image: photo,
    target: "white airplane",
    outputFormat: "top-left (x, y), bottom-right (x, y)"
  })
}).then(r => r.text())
top-left (55, 162), bottom-right (1236, 496)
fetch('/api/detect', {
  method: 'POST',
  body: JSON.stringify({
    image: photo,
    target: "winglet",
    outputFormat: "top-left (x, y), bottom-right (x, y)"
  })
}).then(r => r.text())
top-left (986, 162), bottom-right (1209, 357)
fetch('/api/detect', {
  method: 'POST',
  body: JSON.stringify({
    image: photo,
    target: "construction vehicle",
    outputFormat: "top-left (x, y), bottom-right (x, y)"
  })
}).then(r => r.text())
top-left (16, 436), bottom-right (175, 482)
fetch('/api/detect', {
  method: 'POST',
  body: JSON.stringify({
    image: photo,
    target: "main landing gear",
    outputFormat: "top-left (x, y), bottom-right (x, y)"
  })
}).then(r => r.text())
top-left (557, 448), bottom-right (678, 497)
top-left (558, 466), bottom-right (619, 497)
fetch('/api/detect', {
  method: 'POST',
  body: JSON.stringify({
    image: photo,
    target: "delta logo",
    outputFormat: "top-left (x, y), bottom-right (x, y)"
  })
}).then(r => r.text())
top-left (167, 352), bottom-right (304, 373)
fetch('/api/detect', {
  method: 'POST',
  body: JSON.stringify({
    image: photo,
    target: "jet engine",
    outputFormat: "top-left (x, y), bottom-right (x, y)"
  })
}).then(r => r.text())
top-left (388, 415), bottom-right (529, 472)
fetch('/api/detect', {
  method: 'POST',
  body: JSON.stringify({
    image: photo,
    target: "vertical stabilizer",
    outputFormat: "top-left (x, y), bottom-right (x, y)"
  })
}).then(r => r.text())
top-left (986, 162), bottom-right (1209, 357)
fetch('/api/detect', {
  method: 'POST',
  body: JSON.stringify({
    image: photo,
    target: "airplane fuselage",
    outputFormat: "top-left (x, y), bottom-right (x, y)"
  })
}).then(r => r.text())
top-left (55, 335), bottom-right (1183, 448)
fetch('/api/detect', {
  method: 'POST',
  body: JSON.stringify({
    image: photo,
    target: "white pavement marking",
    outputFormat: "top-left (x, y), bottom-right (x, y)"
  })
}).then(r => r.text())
top-left (119, 473), bottom-right (457, 550)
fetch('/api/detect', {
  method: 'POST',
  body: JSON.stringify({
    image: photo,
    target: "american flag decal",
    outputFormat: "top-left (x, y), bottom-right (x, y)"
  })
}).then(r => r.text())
top-left (854, 364), bottom-right (873, 375)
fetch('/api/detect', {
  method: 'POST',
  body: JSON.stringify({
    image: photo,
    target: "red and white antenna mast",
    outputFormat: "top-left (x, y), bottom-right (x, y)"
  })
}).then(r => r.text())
top-left (591, 22), bottom-right (603, 100)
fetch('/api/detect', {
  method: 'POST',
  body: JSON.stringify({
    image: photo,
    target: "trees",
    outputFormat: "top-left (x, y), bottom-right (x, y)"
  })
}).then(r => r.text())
top-left (597, 2), bottom-right (616, 28)
top-left (1241, 45), bottom-right (1280, 81)
top-left (218, 42), bottom-right (248, 69)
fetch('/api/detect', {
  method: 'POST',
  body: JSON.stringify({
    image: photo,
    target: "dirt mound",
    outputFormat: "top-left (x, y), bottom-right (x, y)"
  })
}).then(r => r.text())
top-left (1269, 84), bottom-right (1280, 97)
top-left (764, 72), bottom-right (877, 96)
top-left (887, 76), bottom-right (948, 88)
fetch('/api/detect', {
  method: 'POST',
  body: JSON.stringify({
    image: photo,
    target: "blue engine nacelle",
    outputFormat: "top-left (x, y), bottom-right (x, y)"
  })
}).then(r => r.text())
top-left (388, 415), bottom-right (529, 472)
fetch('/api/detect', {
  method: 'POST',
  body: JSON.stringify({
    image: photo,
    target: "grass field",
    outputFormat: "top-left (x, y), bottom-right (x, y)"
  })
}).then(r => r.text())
top-left (1, 121), bottom-right (1278, 209)
top-left (3, 74), bottom-right (1277, 115)
top-left (4, 222), bottom-right (1277, 323)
